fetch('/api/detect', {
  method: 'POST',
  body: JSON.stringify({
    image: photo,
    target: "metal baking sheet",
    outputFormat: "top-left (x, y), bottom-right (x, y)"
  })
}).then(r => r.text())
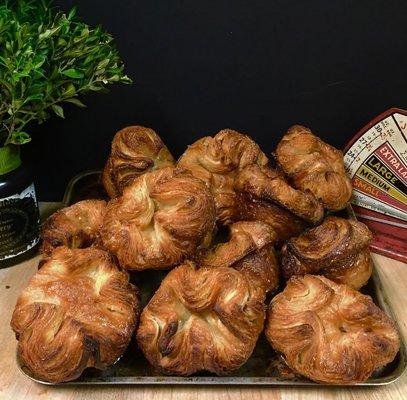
top-left (17, 170), bottom-right (407, 386)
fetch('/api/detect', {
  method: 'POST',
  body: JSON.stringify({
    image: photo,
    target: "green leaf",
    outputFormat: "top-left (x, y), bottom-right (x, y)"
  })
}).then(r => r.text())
top-left (83, 54), bottom-right (95, 65)
top-left (39, 29), bottom-right (52, 41)
top-left (24, 93), bottom-right (44, 103)
top-left (121, 75), bottom-right (133, 84)
top-left (88, 84), bottom-right (104, 92)
top-left (52, 104), bottom-right (65, 118)
top-left (68, 7), bottom-right (77, 20)
top-left (57, 38), bottom-right (67, 47)
top-left (62, 69), bottom-right (84, 79)
top-left (63, 83), bottom-right (76, 97)
top-left (97, 58), bottom-right (110, 70)
top-left (64, 98), bottom-right (86, 108)
top-left (8, 132), bottom-right (31, 145)
top-left (81, 27), bottom-right (89, 38)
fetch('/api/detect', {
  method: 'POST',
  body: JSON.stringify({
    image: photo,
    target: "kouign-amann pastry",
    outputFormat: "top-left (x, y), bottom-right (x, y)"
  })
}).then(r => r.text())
top-left (103, 126), bottom-right (174, 198)
top-left (281, 216), bottom-right (373, 289)
top-left (265, 275), bottom-right (400, 384)
top-left (276, 125), bottom-right (352, 211)
top-left (40, 199), bottom-right (106, 256)
top-left (323, 250), bottom-right (372, 290)
top-left (11, 247), bottom-right (139, 383)
top-left (101, 167), bottom-right (216, 271)
top-left (177, 129), bottom-right (268, 225)
top-left (234, 164), bottom-right (324, 241)
top-left (201, 221), bottom-right (279, 293)
top-left (137, 259), bottom-right (268, 375)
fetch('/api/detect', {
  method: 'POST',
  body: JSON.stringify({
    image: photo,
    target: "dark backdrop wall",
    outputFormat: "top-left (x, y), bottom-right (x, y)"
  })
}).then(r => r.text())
top-left (25, 0), bottom-right (407, 200)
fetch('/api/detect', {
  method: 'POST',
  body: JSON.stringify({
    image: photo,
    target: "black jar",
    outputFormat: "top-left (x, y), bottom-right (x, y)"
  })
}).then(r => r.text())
top-left (0, 145), bottom-right (40, 268)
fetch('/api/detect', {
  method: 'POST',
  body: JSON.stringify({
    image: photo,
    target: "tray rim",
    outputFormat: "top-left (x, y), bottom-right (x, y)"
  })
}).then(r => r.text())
top-left (62, 168), bottom-right (102, 206)
top-left (18, 170), bottom-right (407, 386)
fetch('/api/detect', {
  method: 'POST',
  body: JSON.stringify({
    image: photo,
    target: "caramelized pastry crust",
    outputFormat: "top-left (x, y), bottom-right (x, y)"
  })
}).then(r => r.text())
top-left (40, 199), bottom-right (106, 256)
top-left (103, 126), bottom-right (174, 198)
top-left (281, 216), bottom-right (373, 289)
top-left (234, 164), bottom-right (324, 241)
top-left (323, 249), bottom-right (372, 289)
top-left (101, 167), bottom-right (216, 271)
top-left (11, 247), bottom-right (139, 383)
top-left (177, 129), bottom-right (268, 225)
top-left (265, 275), bottom-right (400, 384)
top-left (137, 260), bottom-right (267, 375)
top-left (201, 221), bottom-right (279, 293)
top-left (276, 125), bottom-right (353, 211)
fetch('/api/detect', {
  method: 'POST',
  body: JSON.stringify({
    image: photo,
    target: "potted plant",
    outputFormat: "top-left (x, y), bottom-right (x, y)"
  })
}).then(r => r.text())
top-left (0, 0), bottom-right (132, 267)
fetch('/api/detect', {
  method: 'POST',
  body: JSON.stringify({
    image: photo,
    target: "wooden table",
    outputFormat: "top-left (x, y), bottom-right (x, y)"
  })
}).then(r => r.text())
top-left (0, 203), bottom-right (406, 400)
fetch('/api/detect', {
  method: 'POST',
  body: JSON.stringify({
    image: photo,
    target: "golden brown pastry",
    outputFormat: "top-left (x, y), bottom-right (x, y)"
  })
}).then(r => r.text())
top-left (103, 126), bottom-right (174, 198)
top-left (276, 125), bottom-right (353, 211)
top-left (265, 275), bottom-right (400, 384)
top-left (137, 260), bottom-right (267, 375)
top-left (101, 167), bottom-right (216, 271)
top-left (281, 216), bottom-right (373, 289)
top-left (40, 199), bottom-right (106, 256)
top-left (323, 249), bottom-right (372, 289)
top-left (201, 221), bottom-right (279, 293)
top-left (11, 247), bottom-right (139, 383)
top-left (177, 129), bottom-right (268, 225)
top-left (234, 164), bottom-right (324, 241)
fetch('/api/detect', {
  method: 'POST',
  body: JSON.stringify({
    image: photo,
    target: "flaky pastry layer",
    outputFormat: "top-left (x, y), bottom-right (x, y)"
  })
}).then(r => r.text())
top-left (265, 275), bottom-right (400, 384)
top-left (11, 247), bottom-right (139, 383)
top-left (101, 167), bottom-right (216, 270)
top-left (281, 216), bottom-right (372, 289)
top-left (177, 129), bottom-right (268, 224)
top-left (103, 126), bottom-right (174, 197)
top-left (137, 261), bottom-right (266, 375)
top-left (40, 199), bottom-right (106, 256)
top-left (276, 125), bottom-right (352, 211)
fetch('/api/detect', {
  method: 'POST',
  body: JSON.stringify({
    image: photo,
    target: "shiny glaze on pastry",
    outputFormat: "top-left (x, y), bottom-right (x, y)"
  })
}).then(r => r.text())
top-left (40, 199), bottom-right (106, 256)
top-left (322, 249), bottom-right (372, 289)
top-left (234, 164), bottom-right (324, 241)
top-left (101, 167), bottom-right (216, 270)
top-left (177, 129), bottom-right (268, 225)
top-left (281, 216), bottom-right (372, 289)
top-left (276, 125), bottom-right (352, 211)
top-left (265, 274), bottom-right (400, 384)
top-left (201, 221), bottom-right (279, 293)
top-left (137, 260), bottom-right (267, 375)
top-left (10, 247), bottom-right (139, 383)
top-left (103, 126), bottom-right (174, 198)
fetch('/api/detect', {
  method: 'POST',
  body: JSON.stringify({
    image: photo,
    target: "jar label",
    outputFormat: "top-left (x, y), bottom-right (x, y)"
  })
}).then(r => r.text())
top-left (0, 183), bottom-right (40, 260)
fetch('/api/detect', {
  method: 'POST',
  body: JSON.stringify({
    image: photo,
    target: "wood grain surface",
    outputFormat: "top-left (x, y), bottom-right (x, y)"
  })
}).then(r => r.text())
top-left (0, 203), bottom-right (405, 400)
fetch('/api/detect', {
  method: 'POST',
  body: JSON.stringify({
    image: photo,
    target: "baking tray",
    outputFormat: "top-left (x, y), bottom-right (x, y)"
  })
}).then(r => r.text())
top-left (17, 170), bottom-right (407, 386)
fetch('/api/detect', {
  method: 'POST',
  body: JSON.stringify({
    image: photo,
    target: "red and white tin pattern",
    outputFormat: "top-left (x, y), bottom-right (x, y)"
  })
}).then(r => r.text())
top-left (344, 108), bottom-right (407, 263)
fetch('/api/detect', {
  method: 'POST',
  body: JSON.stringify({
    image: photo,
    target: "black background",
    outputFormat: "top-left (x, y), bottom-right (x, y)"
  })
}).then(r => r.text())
top-left (24, 0), bottom-right (407, 200)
